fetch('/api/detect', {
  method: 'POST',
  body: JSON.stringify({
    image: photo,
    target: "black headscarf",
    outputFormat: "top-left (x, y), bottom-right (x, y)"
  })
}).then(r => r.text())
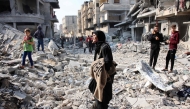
top-left (93, 31), bottom-right (106, 60)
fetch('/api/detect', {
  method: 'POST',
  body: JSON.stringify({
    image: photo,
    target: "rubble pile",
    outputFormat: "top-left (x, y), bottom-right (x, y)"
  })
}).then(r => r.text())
top-left (0, 23), bottom-right (190, 108)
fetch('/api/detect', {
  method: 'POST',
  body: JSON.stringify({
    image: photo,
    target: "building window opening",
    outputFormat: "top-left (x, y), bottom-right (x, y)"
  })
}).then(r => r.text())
top-left (96, 3), bottom-right (99, 7)
top-left (0, 0), bottom-right (11, 14)
top-left (114, 0), bottom-right (120, 3)
top-left (23, 4), bottom-right (33, 14)
top-left (119, 15), bottom-right (121, 20)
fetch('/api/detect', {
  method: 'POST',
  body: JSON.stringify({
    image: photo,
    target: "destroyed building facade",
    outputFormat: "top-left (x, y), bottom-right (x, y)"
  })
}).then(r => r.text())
top-left (156, 0), bottom-right (190, 41)
top-left (114, 0), bottom-right (190, 44)
top-left (77, 0), bottom-right (130, 36)
top-left (0, 0), bottom-right (59, 38)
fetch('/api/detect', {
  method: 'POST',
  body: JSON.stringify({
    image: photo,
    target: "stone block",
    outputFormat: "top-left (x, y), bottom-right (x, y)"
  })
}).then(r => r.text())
top-left (55, 72), bottom-right (64, 77)
top-left (62, 100), bottom-right (70, 106)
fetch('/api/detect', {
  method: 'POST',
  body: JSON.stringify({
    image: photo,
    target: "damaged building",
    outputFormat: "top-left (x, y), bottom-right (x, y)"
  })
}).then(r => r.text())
top-left (115, 0), bottom-right (190, 44)
top-left (115, 0), bottom-right (160, 41)
top-left (0, 0), bottom-right (59, 38)
top-left (155, 0), bottom-right (190, 46)
top-left (77, 0), bottom-right (130, 37)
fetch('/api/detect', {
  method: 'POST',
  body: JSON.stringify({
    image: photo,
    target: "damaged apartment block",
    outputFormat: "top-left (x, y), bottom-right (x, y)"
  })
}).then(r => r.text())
top-left (114, 0), bottom-right (190, 45)
top-left (0, 0), bottom-right (60, 38)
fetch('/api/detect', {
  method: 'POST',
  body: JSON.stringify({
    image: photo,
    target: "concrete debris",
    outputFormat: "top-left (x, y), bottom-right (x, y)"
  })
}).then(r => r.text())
top-left (0, 23), bottom-right (190, 108)
top-left (48, 40), bottom-right (59, 55)
top-left (137, 61), bottom-right (173, 91)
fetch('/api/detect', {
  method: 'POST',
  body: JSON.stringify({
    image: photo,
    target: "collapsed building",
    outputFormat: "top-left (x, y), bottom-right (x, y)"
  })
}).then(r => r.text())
top-left (115, 0), bottom-right (190, 47)
top-left (0, 0), bottom-right (60, 38)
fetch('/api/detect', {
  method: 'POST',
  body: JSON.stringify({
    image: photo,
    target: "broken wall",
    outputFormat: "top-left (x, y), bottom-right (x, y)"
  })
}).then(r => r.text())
top-left (16, 0), bottom-right (37, 14)
top-left (170, 16), bottom-right (189, 39)
top-left (159, 0), bottom-right (175, 8)
top-left (161, 21), bottom-right (169, 37)
top-left (16, 0), bottom-right (24, 13)
top-left (42, 3), bottom-right (53, 38)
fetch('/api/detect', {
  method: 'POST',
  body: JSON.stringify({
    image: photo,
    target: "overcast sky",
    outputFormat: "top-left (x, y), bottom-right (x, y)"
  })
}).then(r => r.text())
top-left (54, 0), bottom-right (85, 29)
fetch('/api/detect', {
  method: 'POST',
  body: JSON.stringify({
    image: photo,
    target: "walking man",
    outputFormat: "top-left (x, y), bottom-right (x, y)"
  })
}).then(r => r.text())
top-left (162, 25), bottom-right (179, 73)
top-left (34, 25), bottom-right (45, 51)
top-left (60, 34), bottom-right (65, 48)
top-left (86, 36), bottom-right (92, 53)
top-left (148, 25), bottom-right (163, 70)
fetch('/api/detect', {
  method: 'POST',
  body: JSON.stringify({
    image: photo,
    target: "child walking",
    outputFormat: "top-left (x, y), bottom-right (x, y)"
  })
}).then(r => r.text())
top-left (20, 28), bottom-right (34, 69)
top-left (83, 41), bottom-right (87, 53)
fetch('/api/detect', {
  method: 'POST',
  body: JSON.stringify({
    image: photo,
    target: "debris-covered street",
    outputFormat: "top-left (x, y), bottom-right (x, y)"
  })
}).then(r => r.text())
top-left (0, 0), bottom-right (190, 109)
top-left (0, 23), bottom-right (190, 109)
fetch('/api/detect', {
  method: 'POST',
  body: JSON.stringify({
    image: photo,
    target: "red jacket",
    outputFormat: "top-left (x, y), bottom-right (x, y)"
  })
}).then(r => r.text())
top-left (86, 37), bottom-right (91, 42)
top-left (169, 31), bottom-right (179, 50)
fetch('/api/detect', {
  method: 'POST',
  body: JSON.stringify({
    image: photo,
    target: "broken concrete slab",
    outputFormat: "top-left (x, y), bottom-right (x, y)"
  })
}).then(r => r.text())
top-left (13, 91), bottom-right (26, 100)
top-left (137, 61), bottom-right (173, 91)
top-left (126, 97), bottom-right (150, 108)
top-left (48, 40), bottom-right (59, 55)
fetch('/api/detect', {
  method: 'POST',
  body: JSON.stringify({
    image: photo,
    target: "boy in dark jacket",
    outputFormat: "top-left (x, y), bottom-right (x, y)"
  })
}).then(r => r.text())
top-left (34, 25), bottom-right (45, 51)
top-left (148, 25), bottom-right (164, 70)
top-left (162, 25), bottom-right (180, 73)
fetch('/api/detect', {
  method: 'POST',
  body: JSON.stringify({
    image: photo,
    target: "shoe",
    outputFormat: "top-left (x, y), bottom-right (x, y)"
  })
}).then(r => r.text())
top-left (19, 66), bottom-right (24, 69)
top-left (168, 70), bottom-right (173, 73)
top-left (162, 69), bottom-right (168, 71)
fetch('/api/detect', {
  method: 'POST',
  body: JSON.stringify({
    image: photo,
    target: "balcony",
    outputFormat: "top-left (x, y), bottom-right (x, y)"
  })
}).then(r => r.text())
top-left (155, 6), bottom-right (177, 19)
top-left (155, 6), bottom-right (190, 19)
top-left (44, 0), bottom-right (60, 8)
top-left (51, 15), bottom-right (59, 23)
top-left (87, 23), bottom-right (94, 29)
top-left (88, 8), bottom-right (93, 14)
top-left (82, 10), bottom-right (88, 17)
top-left (88, 13), bottom-right (93, 19)
top-left (0, 13), bottom-right (45, 23)
top-left (84, 24), bottom-right (88, 29)
top-left (100, 14), bottom-right (122, 24)
top-left (83, 5), bottom-right (88, 12)
top-left (100, 3), bottom-right (129, 12)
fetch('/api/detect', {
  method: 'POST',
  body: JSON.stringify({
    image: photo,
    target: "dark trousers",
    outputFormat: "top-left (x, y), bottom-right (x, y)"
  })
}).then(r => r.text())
top-left (61, 40), bottom-right (64, 48)
top-left (95, 99), bottom-right (108, 109)
top-left (149, 49), bottom-right (160, 68)
top-left (38, 39), bottom-right (44, 51)
top-left (84, 48), bottom-right (86, 53)
top-left (165, 49), bottom-right (176, 71)
top-left (89, 46), bottom-right (92, 53)
top-left (22, 51), bottom-right (33, 66)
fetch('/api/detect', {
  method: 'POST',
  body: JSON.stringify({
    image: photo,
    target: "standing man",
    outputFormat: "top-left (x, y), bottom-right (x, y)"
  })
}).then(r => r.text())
top-left (162, 25), bottom-right (179, 73)
top-left (86, 36), bottom-right (92, 53)
top-left (60, 34), bottom-right (65, 48)
top-left (34, 25), bottom-right (45, 52)
top-left (148, 25), bottom-right (164, 70)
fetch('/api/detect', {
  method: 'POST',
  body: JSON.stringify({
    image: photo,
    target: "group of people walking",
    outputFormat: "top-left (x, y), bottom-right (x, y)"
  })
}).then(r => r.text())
top-left (149, 24), bottom-right (179, 73)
